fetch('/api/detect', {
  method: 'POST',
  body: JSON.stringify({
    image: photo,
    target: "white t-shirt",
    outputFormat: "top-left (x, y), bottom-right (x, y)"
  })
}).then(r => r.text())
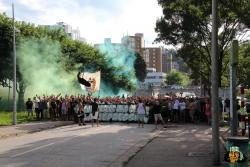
top-left (179, 102), bottom-right (186, 110)
top-left (137, 103), bottom-right (145, 115)
top-left (173, 100), bottom-right (180, 110)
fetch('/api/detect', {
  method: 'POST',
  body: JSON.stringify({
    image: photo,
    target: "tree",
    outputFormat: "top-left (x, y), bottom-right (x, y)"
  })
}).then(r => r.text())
top-left (0, 14), bottom-right (13, 87)
top-left (0, 13), bottom-right (137, 110)
top-left (61, 39), bottom-right (137, 92)
top-left (165, 71), bottom-right (190, 86)
top-left (155, 0), bottom-right (250, 89)
top-left (221, 0), bottom-right (250, 28)
top-left (134, 52), bottom-right (147, 82)
top-left (238, 42), bottom-right (250, 86)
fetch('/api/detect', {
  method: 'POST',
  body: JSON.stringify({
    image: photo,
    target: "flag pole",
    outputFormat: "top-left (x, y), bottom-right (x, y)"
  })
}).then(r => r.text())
top-left (97, 71), bottom-right (101, 98)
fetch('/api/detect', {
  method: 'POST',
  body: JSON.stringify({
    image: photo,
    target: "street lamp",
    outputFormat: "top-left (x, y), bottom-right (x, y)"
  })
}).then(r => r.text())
top-left (12, 3), bottom-right (17, 125)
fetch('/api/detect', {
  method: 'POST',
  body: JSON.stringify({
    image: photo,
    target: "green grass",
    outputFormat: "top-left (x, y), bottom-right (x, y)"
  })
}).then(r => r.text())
top-left (0, 111), bottom-right (37, 126)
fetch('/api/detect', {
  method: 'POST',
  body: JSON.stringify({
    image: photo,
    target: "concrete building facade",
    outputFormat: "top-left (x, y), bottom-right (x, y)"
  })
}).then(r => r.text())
top-left (143, 47), bottom-right (162, 72)
top-left (96, 33), bottom-right (164, 73)
top-left (44, 22), bottom-right (85, 42)
top-left (142, 68), bottom-right (166, 87)
top-left (121, 33), bottom-right (144, 56)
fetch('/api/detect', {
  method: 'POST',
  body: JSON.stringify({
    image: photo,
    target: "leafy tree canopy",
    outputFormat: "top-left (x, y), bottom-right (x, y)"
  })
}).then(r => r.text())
top-left (134, 52), bottom-right (147, 82)
top-left (155, 0), bottom-right (250, 88)
top-left (0, 13), bottom-right (137, 97)
top-left (165, 70), bottom-right (190, 86)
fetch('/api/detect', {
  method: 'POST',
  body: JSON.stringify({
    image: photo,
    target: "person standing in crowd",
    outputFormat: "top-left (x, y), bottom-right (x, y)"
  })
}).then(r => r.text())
top-left (91, 98), bottom-right (99, 127)
top-left (136, 99), bottom-right (146, 128)
top-left (61, 98), bottom-right (68, 121)
top-left (50, 98), bottom-right (57, 121)
top-left (73, 99), bottom-right (79, 123)
top-left (78, 99), bottom-right (86, 126)
top-left (39, 97), bottom-right (47, 120)
top-left (151, 100), bottom-right (165, 129)
top-left (179, 99), bottom-right (186, 123)
top-left (26, 98), bottom-right (33, 117)
top-left (33, 97), bottom-right (39, 120)
top-left (173, 98), bottom-right (180, 122)
top-left (188, 99), bottom-right (196, 122)
top-left (160, 98), bottom-right (169, 123)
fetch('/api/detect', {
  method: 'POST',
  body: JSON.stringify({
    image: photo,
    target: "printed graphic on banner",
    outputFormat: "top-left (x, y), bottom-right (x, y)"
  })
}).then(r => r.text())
top-left (78, 71), bottom-right (101, 93)
top-left (224, 146), bottom-right (247, 164)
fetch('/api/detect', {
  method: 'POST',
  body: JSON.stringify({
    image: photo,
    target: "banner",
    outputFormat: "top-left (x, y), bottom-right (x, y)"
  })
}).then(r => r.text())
top-left (79, 71), bottom-right (101, 93)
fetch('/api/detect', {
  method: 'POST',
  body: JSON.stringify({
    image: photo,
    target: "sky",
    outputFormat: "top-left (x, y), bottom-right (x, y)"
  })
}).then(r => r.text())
top-left (0, 0), bottom-right (165, 46)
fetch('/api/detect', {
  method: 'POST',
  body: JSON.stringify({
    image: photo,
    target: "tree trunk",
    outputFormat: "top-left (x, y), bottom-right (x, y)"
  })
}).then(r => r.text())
top-left (218, 50), bottom-right (224, 88)
top-left (17, 81), bottom-right (25, 111)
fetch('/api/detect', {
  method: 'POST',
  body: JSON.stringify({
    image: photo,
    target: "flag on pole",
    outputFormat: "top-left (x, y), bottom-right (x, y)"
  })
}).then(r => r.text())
top-left (78, 71), bottom-right (101, 93)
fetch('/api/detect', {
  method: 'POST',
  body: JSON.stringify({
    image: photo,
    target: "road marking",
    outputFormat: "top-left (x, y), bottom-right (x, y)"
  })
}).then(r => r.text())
top-left (11, 142), bottom-right (56, 158)
top-left (11, 125), bottom-right (111, 158)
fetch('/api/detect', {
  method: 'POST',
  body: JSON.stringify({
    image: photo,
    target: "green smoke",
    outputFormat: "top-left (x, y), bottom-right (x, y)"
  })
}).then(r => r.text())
top-left (17, 37), bottom-right (81, 97)
top-left (17, 37), bottom-right (138, 98)
top-left (97, 42), bottom-right (138, 96)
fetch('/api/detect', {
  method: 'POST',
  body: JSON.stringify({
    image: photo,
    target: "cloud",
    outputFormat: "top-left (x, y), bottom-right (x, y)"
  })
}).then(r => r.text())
top-left (0, 0), bottom-right (9, 12)
top-left (0, 0), bottom-right (164, 46)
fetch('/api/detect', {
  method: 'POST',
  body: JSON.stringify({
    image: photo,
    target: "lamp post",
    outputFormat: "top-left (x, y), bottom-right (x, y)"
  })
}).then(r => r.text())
top-left (12, 3), bottom-right (17, 125)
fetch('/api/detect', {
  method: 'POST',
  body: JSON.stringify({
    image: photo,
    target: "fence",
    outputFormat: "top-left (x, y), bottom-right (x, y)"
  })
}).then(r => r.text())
top-left (83, 104), bottom-right (150, 123)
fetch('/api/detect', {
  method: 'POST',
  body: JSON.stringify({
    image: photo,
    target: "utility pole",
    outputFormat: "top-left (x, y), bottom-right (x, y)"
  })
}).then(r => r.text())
top-left (230, 40), bottom-right (238, 136)
top-left (200, 54), bottom-right (202, 96)
top-left (211, 0), bottom-right (220, 165)
top-left (12, 3), bottom-right (17, 125)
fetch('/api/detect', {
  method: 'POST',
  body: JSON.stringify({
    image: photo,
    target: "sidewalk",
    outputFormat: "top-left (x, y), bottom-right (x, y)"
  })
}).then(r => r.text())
top-left (0, 121), bottom-right (74, 139)
top-left (123, 124), bottom-right (228, 167)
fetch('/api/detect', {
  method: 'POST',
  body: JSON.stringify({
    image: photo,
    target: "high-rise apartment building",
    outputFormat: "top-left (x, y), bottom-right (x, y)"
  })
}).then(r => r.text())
top-left (121, 33), bottom-right (144, 56)
top-left (95, 34), bottom-right (164, 72)
top-left (143, 47), bottom-right (162, 72)
top-left (43, 22), bottom-right (85, 42)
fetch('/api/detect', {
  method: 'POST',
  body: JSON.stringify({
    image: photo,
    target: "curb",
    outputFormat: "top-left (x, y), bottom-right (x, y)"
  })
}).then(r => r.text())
top-left (0, 121), bottom-right (74, 139)
top-left (107, 129), bottom-right (161, 167)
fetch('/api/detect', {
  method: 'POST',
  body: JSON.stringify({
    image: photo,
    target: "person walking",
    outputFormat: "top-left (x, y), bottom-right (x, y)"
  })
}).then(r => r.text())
top-left (151, 100), bottom-right (165, 129)
top-left (136, 99), bottom-right (146, 128)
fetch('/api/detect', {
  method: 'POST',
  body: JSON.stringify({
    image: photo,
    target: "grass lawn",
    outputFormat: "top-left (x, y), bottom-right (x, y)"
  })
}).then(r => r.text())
top-left (0, 111), bottom-right (37, 126)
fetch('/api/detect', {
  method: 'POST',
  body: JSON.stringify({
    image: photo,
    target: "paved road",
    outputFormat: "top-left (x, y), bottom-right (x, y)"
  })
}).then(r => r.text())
top-left (124, 124), bottom-right (227, 167)
top-left (0, 123), bottom-right (157, 167)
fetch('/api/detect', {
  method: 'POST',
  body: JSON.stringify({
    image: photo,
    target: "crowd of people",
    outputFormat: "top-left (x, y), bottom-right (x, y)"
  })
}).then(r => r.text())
top-left (25, 94), bottom-right (226, 127)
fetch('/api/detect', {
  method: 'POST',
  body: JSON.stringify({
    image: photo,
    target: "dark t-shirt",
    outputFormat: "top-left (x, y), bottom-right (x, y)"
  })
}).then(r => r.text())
top-left (92, 102), bottom-right (98, 113)
top-left (152, 104), bottom-right (162, 114)
top-left (26, 100), bottom-right (33, 109)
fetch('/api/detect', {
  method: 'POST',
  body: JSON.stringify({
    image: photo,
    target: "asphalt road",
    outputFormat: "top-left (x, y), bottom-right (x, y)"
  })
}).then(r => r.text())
top-left (0, 123), bottom-right (157, 167)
